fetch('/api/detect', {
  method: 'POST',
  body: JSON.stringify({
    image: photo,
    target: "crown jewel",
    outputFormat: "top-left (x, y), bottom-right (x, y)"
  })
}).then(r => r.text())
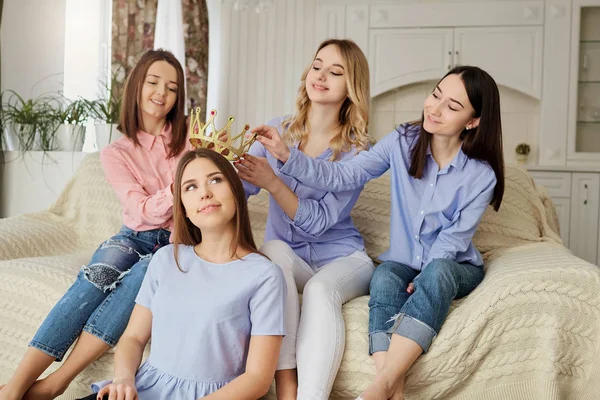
top-left (188, 108), bottom-right (257, 160)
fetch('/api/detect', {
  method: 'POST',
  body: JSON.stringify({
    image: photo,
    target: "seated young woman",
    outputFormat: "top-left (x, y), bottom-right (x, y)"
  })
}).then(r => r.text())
top-left (79, 148), bottom-right (287, 400)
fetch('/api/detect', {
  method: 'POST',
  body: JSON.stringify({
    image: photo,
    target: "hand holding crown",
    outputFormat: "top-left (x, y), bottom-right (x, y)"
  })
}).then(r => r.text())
top-left (188, 108), bottom-right (258, 161)
top-left (250, 124), bottom-right (290, 163)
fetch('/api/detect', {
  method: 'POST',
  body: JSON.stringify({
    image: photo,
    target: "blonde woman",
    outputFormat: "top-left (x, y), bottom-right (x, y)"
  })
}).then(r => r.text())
top-left (235, 39), bottom-right (375, 400)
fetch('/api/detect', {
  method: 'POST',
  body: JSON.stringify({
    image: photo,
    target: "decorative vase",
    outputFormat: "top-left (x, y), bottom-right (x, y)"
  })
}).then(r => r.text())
top-left (516, 153), bottom-right (529, 164)
top-left (94, 124), bottom-right (121, 151)
top-left (54, 124), bottom-right (85, 151)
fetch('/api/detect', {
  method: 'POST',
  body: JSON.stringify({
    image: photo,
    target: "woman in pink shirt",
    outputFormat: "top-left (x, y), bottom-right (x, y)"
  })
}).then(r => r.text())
top-left (0, 49), bottom-right (188, 400)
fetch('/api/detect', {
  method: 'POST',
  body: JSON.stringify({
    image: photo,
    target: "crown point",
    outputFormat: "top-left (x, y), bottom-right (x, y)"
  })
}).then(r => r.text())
top-left (228, 116), bottom-right (234, 122)
top-left (210, 110), bottom-right (216, 116)
top-left (244, 124), bottom-right (250, 130)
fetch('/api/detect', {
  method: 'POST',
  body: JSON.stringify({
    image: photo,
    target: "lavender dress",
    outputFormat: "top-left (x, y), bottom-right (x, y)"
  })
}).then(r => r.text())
top-left (92, 244), bottom-right (286, 399)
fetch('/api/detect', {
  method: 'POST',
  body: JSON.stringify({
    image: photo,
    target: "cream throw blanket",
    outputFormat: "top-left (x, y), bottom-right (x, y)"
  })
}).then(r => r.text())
top-left (0, 154), bottom-right (599, 399)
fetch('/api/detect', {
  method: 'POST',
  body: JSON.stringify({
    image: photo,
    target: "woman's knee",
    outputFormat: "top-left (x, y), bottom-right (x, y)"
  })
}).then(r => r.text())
top-left (82, 254), bottom-right (151, 293)
top-left (260, 240), bottom-right (295, 271)
top-left (370, 262), bottom-right (410, 294)
top-left (302, 277), bottom-right (338, 306)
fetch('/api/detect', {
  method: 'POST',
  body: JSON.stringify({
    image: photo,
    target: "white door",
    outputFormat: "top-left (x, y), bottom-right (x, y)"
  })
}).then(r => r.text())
top-left (453, 27), bottom-right (543, 99)
top-left (569, 173), bottom-right (600, 264)
top-left (369, 28), bottom-right (454, 97)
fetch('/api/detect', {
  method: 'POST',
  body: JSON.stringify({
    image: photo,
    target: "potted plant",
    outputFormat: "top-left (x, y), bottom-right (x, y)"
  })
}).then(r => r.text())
top-left (2, 90), bottom-right (58, 151)
top-left (83, 75), bottom-right (122, 151)
top-left (515, 143), bottom-right (531, 164)
top-left (53, 98), bottom-right (89, 151)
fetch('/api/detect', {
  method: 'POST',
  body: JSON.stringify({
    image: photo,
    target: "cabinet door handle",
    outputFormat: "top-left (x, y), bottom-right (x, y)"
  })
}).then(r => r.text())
top-left (583, 53), bottom-right (588, 70)
top-left (584, 183), bottom-right (588, 205)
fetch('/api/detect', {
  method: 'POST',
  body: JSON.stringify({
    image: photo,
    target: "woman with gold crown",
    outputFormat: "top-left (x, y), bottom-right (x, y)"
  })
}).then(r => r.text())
top-left (235, 39), bottom-right (375, 400)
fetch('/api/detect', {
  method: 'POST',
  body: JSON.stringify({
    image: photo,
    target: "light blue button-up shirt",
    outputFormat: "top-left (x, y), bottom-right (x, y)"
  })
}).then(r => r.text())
top-left (277, 123), bottom-right (496, 271)
top-left (242, 117), bottom-right (365, 269)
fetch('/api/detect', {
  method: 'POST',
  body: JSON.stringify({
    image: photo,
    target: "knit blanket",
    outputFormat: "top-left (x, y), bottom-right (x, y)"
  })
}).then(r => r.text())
top-left (0, 153), bottom-right (599, 399)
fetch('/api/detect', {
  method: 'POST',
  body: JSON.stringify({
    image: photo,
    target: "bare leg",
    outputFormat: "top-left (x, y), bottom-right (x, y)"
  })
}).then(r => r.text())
top-left (360, 335), bottom-right (422, 400)
top-left (22, 332), bottom-right (109, 400)
top-left (275, 369), bottom-right (298, 400)
top-left (372, 352), bottom-right (386, 374)
top-left (0, 348), bottom-right (55, 400)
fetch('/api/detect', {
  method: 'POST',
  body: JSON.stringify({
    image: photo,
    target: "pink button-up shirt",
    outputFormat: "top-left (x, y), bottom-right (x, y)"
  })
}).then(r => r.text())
top-left (100, 123), bottom-right (187, 233)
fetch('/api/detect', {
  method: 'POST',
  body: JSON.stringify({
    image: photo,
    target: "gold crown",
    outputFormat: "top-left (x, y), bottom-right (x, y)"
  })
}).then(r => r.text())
top-left (188, 108), bottom-right (257, 160)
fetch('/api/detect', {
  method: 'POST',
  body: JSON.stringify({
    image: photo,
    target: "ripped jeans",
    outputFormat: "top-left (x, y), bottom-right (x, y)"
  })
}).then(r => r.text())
top-left (29, 226), bottom-right (171, 361)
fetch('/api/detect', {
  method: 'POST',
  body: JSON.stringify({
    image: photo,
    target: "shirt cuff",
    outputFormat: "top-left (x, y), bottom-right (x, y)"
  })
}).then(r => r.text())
top-left (278, 147), bottom-right (302, 176)
top-left (291, 198), bottom-right (309, 229)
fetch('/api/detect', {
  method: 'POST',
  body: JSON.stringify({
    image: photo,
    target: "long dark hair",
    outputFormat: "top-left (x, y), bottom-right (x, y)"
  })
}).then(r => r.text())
top-left (118, 49), bottom-right (187, 158)
top-left (171, 149), bottom-right (260, 271)
top-left (407, 65), bottom-right (504, 211)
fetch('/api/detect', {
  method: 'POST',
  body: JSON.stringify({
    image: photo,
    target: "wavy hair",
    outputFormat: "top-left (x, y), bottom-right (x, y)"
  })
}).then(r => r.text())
top-left (282, 39), bottom-right (371, 161)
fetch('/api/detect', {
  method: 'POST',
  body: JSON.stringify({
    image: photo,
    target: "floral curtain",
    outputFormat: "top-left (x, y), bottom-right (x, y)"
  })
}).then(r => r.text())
top-left (182, 0), bottom-right (209, 120)
top-left (111, 0), bottom-right (208, 119)
top-left (111, 0), bottom-right (159, 99)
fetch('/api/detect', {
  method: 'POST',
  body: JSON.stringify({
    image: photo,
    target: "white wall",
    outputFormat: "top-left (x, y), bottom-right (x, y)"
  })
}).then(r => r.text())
top-left (215, 0), bottom-right (318, 128)
top-left (1, 152), bottom-right (86, 218)
top-left (1, 0), bottom-right (72, 218)
top-left (1, 0), bottom-right (66, 98)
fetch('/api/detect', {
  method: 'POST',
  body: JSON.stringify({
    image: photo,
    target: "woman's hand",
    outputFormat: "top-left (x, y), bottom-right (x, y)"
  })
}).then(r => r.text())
top-left (235, 154), bottom-right (280, 192)
top-left (96, 377), bottom-right (138, 400)
top-left (250, 125), bottom-right (290, 163)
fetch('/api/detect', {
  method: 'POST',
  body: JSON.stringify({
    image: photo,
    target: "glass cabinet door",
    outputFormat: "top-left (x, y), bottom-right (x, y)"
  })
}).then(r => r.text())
top-left (570, 4), bottom-right (600, 159)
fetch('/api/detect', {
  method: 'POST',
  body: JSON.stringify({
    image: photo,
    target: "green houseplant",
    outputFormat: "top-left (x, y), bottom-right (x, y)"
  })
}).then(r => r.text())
top-left (53, 98), bottom-right (90, 151)
top-left (2, 90), bottom-right (59, 151)
top-left (83, 75), bottom-right (123, 151)
top-left (515, 143), bottom-right (531, 164)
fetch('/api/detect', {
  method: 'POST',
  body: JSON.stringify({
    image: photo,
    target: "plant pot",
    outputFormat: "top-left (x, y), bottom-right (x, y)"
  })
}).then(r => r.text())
top-left (94, 124), bottom-right (121, 151)
top-left (516, 153), bottom-right (529, 164)
top-left (54, 124), bottom-right (85, 151)
top-left (3, 124), bottom-right (21, 151)
top-left (7, 124), bottom-right (37, 151)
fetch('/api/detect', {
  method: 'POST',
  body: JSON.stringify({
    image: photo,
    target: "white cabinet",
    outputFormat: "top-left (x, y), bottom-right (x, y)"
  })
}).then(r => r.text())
top-left (314, 1), bottom-right (545, 99)
top-left (530, 170), bottom-right (600, 265)
top-left (566, 1), bottom-right (600, 162)
top-left (569, 173), bottom-right (600, 264)
top-left (453, 27), bottom-right (543, 99)
top-left (369, 29), bottom-right (453, 97)
top-left (529, 171), bottom-right (572, 246)
top-left (369, 27), bottom-right (544, 98)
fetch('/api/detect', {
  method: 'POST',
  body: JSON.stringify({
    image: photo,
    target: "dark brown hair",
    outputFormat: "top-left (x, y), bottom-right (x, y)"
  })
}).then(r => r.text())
top-left (118, 49), bottom-right (187, 158)
top-left (407, 65), bottom-right (504, 211)
top-left (172, 148), bottom-right (260, 270)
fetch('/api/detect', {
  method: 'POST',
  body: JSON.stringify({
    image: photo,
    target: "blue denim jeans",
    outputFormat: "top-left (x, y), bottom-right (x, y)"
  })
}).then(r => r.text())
top-left (368, 259), bottom-right (484, 354)
top-left (30, 226), bottom-right (171, 361)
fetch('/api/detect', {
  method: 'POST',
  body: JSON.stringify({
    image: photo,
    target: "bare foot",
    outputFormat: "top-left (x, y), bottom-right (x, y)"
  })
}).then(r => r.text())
top-left (359, 375), bottom-right (397, 400)
top-left (22, 377), bottom-right (66, 400)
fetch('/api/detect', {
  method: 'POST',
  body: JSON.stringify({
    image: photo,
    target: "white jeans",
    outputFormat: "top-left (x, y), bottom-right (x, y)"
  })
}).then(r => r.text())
top-left (260, 240), bottom-right (375, 400)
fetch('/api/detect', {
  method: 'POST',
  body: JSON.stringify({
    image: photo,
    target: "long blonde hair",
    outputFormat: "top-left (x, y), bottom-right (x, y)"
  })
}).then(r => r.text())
top-left (282, 39), bottom-right (370, 161)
